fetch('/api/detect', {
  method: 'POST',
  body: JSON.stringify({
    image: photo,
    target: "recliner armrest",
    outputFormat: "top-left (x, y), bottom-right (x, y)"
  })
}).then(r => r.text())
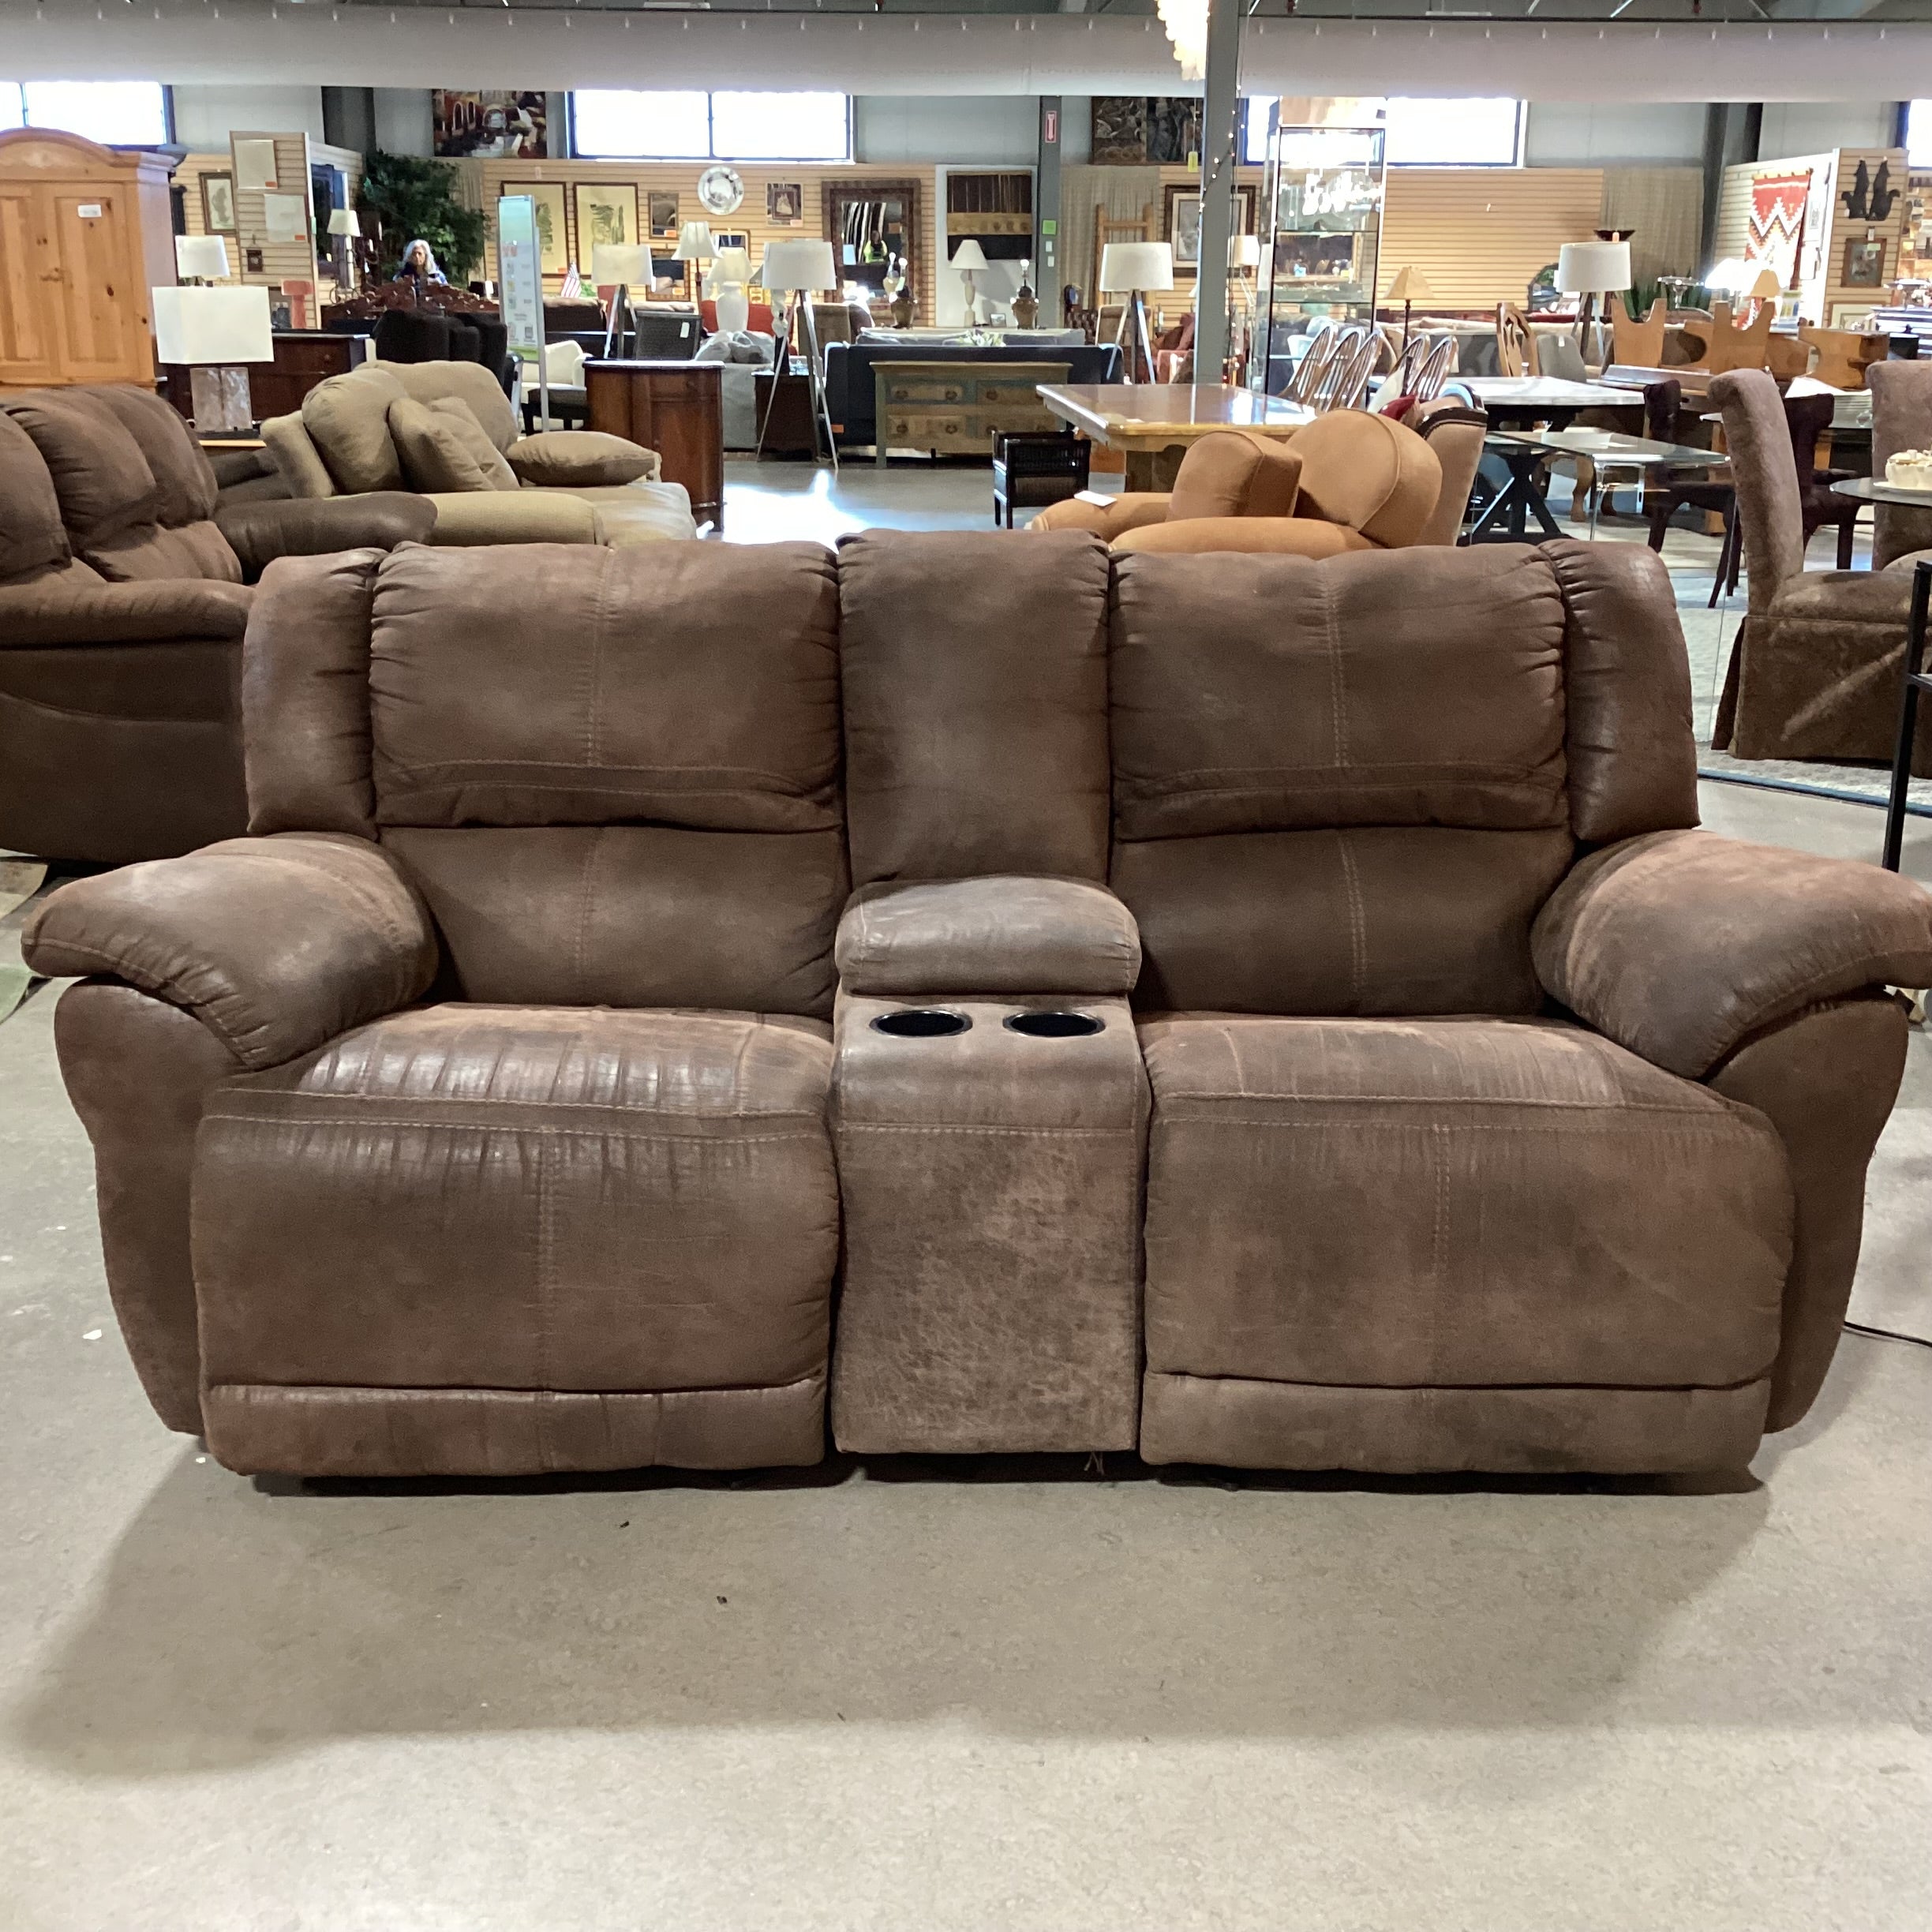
top-left (0, 578), bottom-right (252, 647)
top-left (216, 493), bottom-right (436, 578)
top-left (837, 877), bottom-right (1140, 996)
top-left (22, 833), bottom-right (438, 1070)
top-left (1532, 829), bottom-right (1932, 1078)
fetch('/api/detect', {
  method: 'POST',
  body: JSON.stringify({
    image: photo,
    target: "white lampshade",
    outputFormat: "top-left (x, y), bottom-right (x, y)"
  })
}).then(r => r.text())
top-left (327, 208), bottom-right (361, 239)
top-left (1556, 241), bottom-right (1631, 295)
top-left (672, 221), bottom-right (715, 263)
top-left (1227, 234), bottom-right (1261, 270)
top-left (1385, 263), bottom-right (1432, 301)
top-left (592, 242), bottom-right (655, 286)
top-left (764, 238), bottom-right (838, 294)
top-left (950, 238), bottom-right (990, 273)
top-left (710, 245), bottom-right (751, 288)
top-left (173, 234), bottom-right (231, 280)
top-left (1099, 242), bottom-right (1175, 294)
top-left (151, 284), bottom-right (274, 365)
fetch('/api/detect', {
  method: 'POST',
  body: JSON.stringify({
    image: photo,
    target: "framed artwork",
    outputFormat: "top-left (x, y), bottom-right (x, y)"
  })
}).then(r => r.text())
top-left (504, 181), bottom-right (569, 276)
top-left (1747, 170), bottom-right (1810, 290)
top-left (432, 90), bottom-right (546, 159)
top-left (200, 172), bottom-right (237, 234)
top-left (233, 137), bottom-right (278, 192)
top-left (574, 182), bottom-right (640, 263)
top-left (713, 230), bottom-right (749, 254)
top-left (648, 189), bottom-right (681, 239)
top-left (1091, 96), bottom-right (1202, 166)
top-left (1163, 183), bottom-right (1260, 271)
top-left (767, 181), bottom-right (803, 224)
top-left (1843, 236), bottom-right (1888, 289)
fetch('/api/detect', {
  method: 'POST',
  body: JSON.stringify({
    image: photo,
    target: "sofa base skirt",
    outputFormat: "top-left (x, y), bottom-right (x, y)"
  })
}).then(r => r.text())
top-left (202, 1374), bottom-right (826, 1477)
top-left (1138, 1372), bottom-right (1771, 1475)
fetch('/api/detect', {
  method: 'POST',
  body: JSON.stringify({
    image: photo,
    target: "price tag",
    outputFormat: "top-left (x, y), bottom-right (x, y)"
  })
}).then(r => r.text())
top-left (78, 204), bottom-right (103, 219)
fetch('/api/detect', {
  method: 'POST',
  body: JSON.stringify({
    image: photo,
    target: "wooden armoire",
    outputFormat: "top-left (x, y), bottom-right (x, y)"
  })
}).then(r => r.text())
top-left (0, 128), bottom-right (175, 390)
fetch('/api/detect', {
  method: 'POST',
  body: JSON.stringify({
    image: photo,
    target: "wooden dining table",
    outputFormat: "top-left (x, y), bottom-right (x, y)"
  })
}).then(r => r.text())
top-left (1038, 382), bottom-right (1312, 489)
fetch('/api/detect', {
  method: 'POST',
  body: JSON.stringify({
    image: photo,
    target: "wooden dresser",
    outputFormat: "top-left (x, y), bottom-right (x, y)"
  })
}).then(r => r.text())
top-left (584, 358), bottom-right (725, 533)
top-left (160, 331), bottom-right (370, 425)
top-left (0, 128), bottom-right (174, 390)
top-left (873, 360), bottom-right (1069, 464)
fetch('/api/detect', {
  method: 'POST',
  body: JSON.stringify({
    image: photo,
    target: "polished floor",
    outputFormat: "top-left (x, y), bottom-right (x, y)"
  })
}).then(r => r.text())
top-left (1, 474), bottom-right (1929, 1929)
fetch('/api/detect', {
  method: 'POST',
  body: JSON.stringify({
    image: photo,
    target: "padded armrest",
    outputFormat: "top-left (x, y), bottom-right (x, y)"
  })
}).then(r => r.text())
top-left (216, 493), bottom-right (436, 578)
top-left (22, 833), bottom-right (438, 1071)
top-left (1532, 829), bottom-right (1932, 1078)
top-left (837, 877), bottom-right (1141, 996)
top-left (0, 578), bottom-right (253, 647)
top-left (1030, 495), bottom-right (1172, 541)
top-left (424, 491), bottom-right (601, 545)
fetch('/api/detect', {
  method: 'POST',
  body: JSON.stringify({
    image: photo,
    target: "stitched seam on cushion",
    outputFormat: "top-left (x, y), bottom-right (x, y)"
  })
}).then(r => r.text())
top-left (379, 761), bottom-right (822, 788)
top-left (204, 1373), bottom-right (826, 1398)
top-left (1323, 570), bottom-right (1348, 772)
top-left (200, 1112), bottom-right (822, 1140)
top-left (837, 1123), bottom-right (1140, 1136)
top-left (211, 1092), bottom-right (824, 1119)
top-left (1121, 762), bottom-right (1557, 788)
top-left (0, 688), bottom-right (238, 723)
top-left (1337, 833), bottom-right (1366, 1007)
top-left (571, 829), bottom-right (598, 1004)
top-left (534, 1146), bottom-right (554, 1470)
top-left (1430, 1121), bottom-right (1448, 1385)
top-left (1144, 1370), bottom-right (1772, 1395)
top-left (1152, 1115), bottom-right (1747, 1133)
top-left (1147, 1091), bottom-right (1742, 1111)
top-left (586, 544), bottom-right (611, 773)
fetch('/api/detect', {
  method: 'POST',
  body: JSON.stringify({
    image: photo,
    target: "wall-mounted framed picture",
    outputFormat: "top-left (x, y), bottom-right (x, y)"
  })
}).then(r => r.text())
top-left (1163, 183), bottom-right (1260, 271)
top-left (648, 189), bottom-right (681, 239)
top-left (504, 180), bottom-right (570, 276)
top-left (574, 181), bottom-right (641, 262)
top-left (200, 172), bottom-right (237, 235)
top-left (432, 90), bottom-right (547, 159)
top-left (1843, 234), bottom-right (1888, 288)
top-left (767, 181), bottom-right (804, 224)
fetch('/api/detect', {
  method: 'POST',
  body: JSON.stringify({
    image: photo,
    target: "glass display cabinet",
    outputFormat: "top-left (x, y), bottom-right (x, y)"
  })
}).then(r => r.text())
top-left (1255, 112), bottom-right (1387, 394)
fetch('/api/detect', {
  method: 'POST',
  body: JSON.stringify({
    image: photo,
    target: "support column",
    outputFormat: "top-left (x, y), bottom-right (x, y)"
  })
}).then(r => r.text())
top-left (1193, 0), bottom-right (1244, 383)
top-left (1036, 95), bottom-right (1064, 324)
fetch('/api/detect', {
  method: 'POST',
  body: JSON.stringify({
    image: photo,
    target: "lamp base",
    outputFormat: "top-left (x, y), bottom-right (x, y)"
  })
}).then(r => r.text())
top-left (714, 287), bottom-right (751, 335)
top-left (189, 365), bottom-right (255, 436)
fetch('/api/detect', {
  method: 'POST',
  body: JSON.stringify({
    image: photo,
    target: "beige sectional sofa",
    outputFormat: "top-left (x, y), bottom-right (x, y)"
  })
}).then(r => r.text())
top-left (260, 360), bottom-right (695, 547)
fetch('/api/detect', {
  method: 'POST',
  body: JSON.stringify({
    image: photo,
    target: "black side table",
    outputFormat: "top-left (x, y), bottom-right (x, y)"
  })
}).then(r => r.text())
top-left (992, 430), bottom-right (1091, 528)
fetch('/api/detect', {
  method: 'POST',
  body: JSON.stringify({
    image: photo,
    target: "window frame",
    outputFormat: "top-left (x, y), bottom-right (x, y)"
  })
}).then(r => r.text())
top-left (570, 90), bottom-right (851, 164)
top-left (0, 80), bottom-right (173, 147)
top-left (1243, 95), bottom-right (1523, 170)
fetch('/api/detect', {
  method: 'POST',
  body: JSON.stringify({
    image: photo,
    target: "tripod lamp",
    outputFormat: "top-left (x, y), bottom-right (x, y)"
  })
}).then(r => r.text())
top-left (593, 242), bottom-right (657, 358)
top-left (758, 238), bottom-right (840, 469)
top-left (152, 283), bottom-right (274, 435)
top-left (1556, 240), bottom-right (1631, 353)
top-left (1099, 241), bottom-right (1174, 384)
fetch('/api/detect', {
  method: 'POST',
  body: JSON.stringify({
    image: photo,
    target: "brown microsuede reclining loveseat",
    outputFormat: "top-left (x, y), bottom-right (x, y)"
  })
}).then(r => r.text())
top-left (22, 533), bottom-right (1932, 1480)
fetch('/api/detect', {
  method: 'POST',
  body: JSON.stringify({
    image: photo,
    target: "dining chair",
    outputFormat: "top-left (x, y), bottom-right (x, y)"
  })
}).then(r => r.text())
top-left (1495, 302), bottom-right (1538, 379)
top-left (1282, 324), bottom-right (1341, 406)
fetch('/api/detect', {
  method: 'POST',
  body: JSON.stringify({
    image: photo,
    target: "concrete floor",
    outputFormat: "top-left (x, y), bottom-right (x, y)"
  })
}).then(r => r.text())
top-left (2, 472), bottom-right (1930, 1929)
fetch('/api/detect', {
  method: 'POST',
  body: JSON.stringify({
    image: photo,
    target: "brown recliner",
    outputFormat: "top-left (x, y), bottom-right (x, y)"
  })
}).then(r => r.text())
top-left (0, 384), bottom-right (432, 863)
top-left (24, 540), bottom-right (846, 1476)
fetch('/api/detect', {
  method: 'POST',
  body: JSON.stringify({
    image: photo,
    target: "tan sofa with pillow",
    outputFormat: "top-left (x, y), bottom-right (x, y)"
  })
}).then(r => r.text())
top-left (260, 361), bottom-right (695, 547)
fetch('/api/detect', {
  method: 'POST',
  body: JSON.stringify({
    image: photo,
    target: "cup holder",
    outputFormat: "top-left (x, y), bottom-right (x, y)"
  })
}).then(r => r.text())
top-left (1003, 1010), bottom-right (1105, 1039)
top-left (871, 1008), bottom-right (972, 1039)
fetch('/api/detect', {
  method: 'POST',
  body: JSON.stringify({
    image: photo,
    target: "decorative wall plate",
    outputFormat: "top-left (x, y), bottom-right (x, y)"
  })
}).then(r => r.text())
top-left (696, 165), bottom-right (744, 217)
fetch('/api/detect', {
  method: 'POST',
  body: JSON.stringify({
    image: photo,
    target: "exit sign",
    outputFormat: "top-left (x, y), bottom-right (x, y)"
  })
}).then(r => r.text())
top-left (1043, 108), bottom-right (1058, 144)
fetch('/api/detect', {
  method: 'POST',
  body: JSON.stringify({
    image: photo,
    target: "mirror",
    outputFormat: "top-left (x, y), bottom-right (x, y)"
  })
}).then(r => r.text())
top-left (824, 177), bottom-right (919, 320)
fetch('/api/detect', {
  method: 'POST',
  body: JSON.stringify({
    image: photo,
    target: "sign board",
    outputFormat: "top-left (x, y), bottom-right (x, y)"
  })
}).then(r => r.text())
top-left (496, 194), bottom-right (545, 364)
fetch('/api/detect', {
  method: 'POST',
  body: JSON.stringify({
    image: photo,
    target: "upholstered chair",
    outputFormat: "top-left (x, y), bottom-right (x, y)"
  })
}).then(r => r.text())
top-left (1711, 366), bottom-right (1930, 769)
top-left (24, 542), bottom-right (847, 1476)
top-left (1867, 361), bottom-right (1932, 571)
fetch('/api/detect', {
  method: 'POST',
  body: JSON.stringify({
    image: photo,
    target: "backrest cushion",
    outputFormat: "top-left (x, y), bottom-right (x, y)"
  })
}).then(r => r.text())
top-left (88, 385), bottom-right (219, 527)
top-left (0, 391), bottom-right (160, 546)
top-left (301, 367), bottom-right (407, 493)
top-left (84, 520), bottom-right (243, 584)
top-left (388, 396), bottom-right (519, 492)
top-left (1288, 409), bottom-right (1440, 548)
top-left (378, 359), bottom-right (519, 453)
top-left (1110, 542), bottom-right (1702, 1017)
top-left (261, 414), bottom-right (339, 500)
top-left (1868, 361), bottom-right (1932, 568)
top-left (838, 529), bottom-right (1112, 885)
top-left (0, 409), bottom-right (69, 583)
top-left (1409, 401), bottom-right (1489, 548)
top-left (1167, 430), bottom-right (1303, 522)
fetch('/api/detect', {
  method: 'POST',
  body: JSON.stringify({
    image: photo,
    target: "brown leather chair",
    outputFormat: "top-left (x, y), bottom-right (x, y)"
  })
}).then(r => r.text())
top-left (0, 384), bottom-right (431, 863)
top-left (24, 536), bottom-right (1932, 1479)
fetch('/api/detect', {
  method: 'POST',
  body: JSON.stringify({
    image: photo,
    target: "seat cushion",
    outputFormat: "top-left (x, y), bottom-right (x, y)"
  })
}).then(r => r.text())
top-left (192, 1005), bottom-right (839, 1474)
top-left (1139, 1014), bottom-right (1792, 1393)
top-left (388, 395), bottom-right (519, 492)
top-left (548, 478), bottom-right (697, 545)
top-left (301, 366), bottom-right (407, 493)
top-left (507, 430), bottom-right (658, 489)
top-left (1166, 429), bottom-right (1303, 521)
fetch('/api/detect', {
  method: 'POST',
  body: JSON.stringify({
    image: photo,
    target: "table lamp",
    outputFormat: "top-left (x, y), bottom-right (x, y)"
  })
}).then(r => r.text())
top-left (758, 238), bottom-right (841, 468)
top-left (1556, 239), bottom-right (1631, 348)
top-left (1743, 263), bottom-right (1784, 324)
top-left (672, 220), bottom-right (715, 301)
top-left (1099, 240), bottom-right (1174, 384)
top-left (327, 206), bottom-right (362, 294)
top-left (151, 283), bottom-right (274, 434)
top-left (1385, 264), bottom-right (1432, 352)
top-left (592, 242), bottom-right (656, 358)
top-left (173, 234), bottom-right (230, 286)
top-left (950, 237), bottom-right (990, 325)
top-left (708, 245), bottom-right (752, 335)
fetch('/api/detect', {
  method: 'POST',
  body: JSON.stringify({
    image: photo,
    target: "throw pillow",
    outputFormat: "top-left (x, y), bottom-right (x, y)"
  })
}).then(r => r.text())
top-left (260, 413), bottom-right (338, 500)
top-left (301, 367), bottom-right (407, 493)
top-left (506, 431), bottom-right (658, 489)
top-left (388, 396), bottom-right (520, 493)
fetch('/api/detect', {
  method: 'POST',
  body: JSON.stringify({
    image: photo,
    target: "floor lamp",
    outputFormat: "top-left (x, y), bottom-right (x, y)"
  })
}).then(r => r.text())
top-left (1100, 242), bottom-right (1174, 384)
top-left (758, 238), bottom-right (840, 470)
top-left (1385, 264), bottom-right (1432, 355)
top-left (328, 207), bottom-right (362, 296)
top-left (151, 283), bottom-right (274, 435)
top-left (1556, 240), bottom-right (1631, 361)
top-left (673, 221), bottom-right (714, 305)
top-left (593, 243), bottom-right (655, 358)
top-left (1227, 233), bottom-right (1261, 383)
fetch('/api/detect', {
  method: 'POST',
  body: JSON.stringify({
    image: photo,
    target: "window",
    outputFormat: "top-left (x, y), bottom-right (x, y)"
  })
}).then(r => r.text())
top-left (0, 80), bottom-right (169, 145)
top-left (1245, 96), bottom-right (1521, 168)
top-left (572, 90), bottom-right (848, 163)
top-left (1908, 101), bottom-right (1932, 167)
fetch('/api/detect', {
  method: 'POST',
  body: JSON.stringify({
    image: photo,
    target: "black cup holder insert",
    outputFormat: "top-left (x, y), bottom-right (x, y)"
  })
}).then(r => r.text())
top-left (871, 1008), bottom-right (972, 1039)
top-left (1003, 1011), bottom-right (1106, 1039)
